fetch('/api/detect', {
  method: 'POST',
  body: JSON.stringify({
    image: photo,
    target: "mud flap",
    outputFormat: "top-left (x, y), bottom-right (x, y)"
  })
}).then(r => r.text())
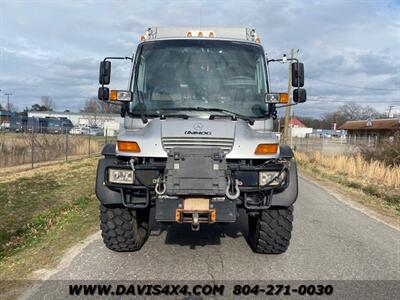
top-left (95, 158), bottom-right (123, 205)
top-left (270, 159), bottom-right (298, 207)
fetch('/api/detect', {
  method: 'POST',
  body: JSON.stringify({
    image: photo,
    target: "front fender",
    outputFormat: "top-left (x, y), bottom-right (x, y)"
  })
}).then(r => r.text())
top-left (270, 159), bottom-right (298, 207)
top-left (95, 157), bottom-right (123, 205)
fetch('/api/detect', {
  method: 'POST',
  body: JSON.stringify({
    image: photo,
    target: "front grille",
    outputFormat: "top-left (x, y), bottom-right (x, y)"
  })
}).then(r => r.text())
top-left (162, 137), bottom-right (234, 153)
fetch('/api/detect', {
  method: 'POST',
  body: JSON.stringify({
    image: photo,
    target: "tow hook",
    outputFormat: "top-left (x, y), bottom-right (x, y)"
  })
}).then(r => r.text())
top-left (226, 177), bottom-right (241, 200)
top-left (154, 177), bottom-right (166, 195)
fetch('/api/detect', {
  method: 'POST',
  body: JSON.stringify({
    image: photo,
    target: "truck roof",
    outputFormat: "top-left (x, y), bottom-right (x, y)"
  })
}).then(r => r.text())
top-left (141, 27), bottom-right (261, 44)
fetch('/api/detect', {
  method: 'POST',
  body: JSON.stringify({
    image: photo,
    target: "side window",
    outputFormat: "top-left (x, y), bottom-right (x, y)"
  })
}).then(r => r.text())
top-left (255, 57), bottom-right (266, 94)
top-left (136, 56), bottom-right (146, 94)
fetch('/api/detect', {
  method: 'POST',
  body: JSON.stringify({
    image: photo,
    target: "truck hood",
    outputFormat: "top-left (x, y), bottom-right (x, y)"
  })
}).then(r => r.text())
top-left (117, 118), bottom-right (279, 159)
top-left (161, 119), bottom-right (235, 139)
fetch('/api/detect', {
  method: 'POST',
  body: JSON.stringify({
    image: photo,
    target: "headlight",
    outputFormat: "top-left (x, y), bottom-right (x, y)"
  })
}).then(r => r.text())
top-left (259, 171), bottom-right (285, 186)
top-left (108, 169), bottom-right (134, 184)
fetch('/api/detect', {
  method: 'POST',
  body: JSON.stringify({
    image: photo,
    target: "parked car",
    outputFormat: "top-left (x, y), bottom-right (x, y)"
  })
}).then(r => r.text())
top-left (9, 116), bottom-right (24, 132)
top-left (0, 121), bottom-right (10, 131)
top-left (69, 127), bottom-right (83, 135)
top-left (81, 126), bottom-right (104, 136)
top-left (43, 117), bottom-right (73, 134)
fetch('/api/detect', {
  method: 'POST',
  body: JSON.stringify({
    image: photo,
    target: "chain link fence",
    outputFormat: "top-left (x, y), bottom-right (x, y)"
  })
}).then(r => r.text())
top-left (0, 126), bottom-right (117, 169)
top-left (290, 136), bottom-right (393, 155)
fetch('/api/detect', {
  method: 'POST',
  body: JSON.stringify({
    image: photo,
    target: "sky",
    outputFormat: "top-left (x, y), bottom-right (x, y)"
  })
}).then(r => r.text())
top-left (0, 0), bottom-right (399, 117)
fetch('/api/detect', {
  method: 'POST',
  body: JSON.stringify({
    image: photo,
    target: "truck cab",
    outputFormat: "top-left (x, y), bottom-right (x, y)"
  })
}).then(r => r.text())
top-left (96, 28), bottom-right (306, 254)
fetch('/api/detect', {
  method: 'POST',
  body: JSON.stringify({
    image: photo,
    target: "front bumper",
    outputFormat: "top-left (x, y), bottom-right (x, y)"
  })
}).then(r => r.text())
top-left (95, 156), bottom-right (298, 214)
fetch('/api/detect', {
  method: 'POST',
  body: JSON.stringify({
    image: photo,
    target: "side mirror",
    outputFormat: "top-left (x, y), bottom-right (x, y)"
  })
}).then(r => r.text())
top-left (293, 88), bottom-right (307, 103)
top-left (292, 62), bottom-right (304, 87)
top-left (99, 61), bottom-right (111, 85)
top-left (98, 87), bottom-right (109, 101)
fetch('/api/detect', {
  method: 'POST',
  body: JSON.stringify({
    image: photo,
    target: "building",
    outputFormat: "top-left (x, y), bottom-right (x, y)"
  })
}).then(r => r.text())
top-left (0, 110), bottom-right (14, 123)
top-left (284, 117), bottom-right (313, 138)
top-left (309, 129), bottom-right (344, 138)
top-left (27, 111), bottom-right (123, 131)
top-left (339, 118), bottom-right (400, 141)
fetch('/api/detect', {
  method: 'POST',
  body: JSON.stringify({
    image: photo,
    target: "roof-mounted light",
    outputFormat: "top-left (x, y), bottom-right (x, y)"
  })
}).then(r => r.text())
top-left (186, 30), bottom-right (215, 38)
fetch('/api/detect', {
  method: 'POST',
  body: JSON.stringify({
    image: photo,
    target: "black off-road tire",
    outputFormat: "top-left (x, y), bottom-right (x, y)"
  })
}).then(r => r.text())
top-left (248, 206), bottom-right (293, 254)
top-left (100, 204), bottom-right (150, 252)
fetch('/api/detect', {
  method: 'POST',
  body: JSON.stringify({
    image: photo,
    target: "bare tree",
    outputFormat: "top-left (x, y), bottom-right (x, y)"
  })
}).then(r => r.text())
top-left (336, 103), bottom-right (384, 120)
top-left (98, 101), bottom-right (121, 114)
top-left (41, 96), bottom-right (54, 111)
top-left (7, 103), bottom-right (18, 112)
top-left (320, 103), bottom-right (386, 128)
top-left (81, 98), bottom-right (99, 113)
top-left (81, 97), bottom-right (121, 114)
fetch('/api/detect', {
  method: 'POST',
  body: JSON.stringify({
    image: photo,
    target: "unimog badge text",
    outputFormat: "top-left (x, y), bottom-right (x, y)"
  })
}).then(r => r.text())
top-left (184, 130), bottom-right (212, 135)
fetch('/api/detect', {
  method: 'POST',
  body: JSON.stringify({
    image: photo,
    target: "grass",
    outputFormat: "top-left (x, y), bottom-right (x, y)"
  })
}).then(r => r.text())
top-left (296, 151), bottom-right (400, 215)
top-left (0, 158), bottom-right (100, 295)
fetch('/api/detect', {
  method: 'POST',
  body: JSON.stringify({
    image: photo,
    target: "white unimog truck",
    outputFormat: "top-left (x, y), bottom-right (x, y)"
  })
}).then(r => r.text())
top-left (96, 27), bottom-right (306, 254)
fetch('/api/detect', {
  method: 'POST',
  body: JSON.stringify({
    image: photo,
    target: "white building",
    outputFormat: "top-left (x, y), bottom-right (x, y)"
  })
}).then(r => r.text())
top-left (289, 127), bottom-right (313, 138)
top-left (286, 117), bottom-right (313, 138)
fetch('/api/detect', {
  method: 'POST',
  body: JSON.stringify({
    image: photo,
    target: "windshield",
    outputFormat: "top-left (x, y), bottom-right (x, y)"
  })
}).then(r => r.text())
top-left (130, 39), bottom-right (267, 118)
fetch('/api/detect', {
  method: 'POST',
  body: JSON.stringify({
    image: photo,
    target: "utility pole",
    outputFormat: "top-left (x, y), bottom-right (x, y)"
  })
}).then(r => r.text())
top-left (387, 105), bottom-right (395, 118)
top-left (283, 48), bottom-right (295, 144)
top-left (4, 93), bottom-right (12, 111)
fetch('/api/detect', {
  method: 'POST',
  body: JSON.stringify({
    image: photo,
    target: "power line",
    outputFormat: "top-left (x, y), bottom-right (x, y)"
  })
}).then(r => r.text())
top-left (308, 78), bottom-right (399, 91)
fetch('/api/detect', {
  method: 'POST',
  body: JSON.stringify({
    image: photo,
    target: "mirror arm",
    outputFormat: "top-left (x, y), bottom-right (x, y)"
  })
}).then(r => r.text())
top-left (103, 56), bottom-right (133, 62)
top-left (267, 57), bottom-right (298, 64)
top-left (100, 56), bottom-right (134, 88)
top-left (275, 102), bottom-right (299, 109)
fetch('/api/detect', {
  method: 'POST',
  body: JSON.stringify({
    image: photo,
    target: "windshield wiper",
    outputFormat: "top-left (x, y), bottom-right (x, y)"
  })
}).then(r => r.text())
top-left (160, 113), bottom-right (189, 120)
top-left (160, 107), bottom-right (255, 125)
top-left (209, 114), bottom-right (236, 121)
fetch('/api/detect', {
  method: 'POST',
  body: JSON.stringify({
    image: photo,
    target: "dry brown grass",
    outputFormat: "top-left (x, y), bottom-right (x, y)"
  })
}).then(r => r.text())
top-left (296, 151), bottom-right (400, 206)
top-left (0, 132), bottom-right (107, 168)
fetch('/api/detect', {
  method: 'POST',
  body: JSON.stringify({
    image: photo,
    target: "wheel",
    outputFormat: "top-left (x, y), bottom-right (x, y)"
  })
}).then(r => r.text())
top-left (100, 204), bottom-right (150, 252)
top-left (248, 206), bottom-right (293, 254)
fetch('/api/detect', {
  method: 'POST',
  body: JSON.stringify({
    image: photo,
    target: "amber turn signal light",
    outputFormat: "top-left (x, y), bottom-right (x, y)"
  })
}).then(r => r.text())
top-left (110, 90), bottom-right (118, 101)
top-left (279, 93), bottom-right (289, 104)
top-left (117, 141), bottom-right (141, 153)
top-left (255, 144), bottom-right (279, 155)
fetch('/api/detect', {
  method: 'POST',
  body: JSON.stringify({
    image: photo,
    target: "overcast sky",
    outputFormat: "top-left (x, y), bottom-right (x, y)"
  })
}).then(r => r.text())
top-left (0, 0), bottom-right (399, 117)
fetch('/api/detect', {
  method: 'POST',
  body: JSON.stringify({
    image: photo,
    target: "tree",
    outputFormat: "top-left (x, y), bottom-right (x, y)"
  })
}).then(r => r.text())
top-left (81, 97), bottom-right (121, 114)
top-left (296, 103), bottom-right (387, 130)
top-left (320, 103), bottom-right (385, 128)
top-left (7, 103), bottom-right (17, 112)
top-left (336, 103), bottom-right (384, 121)
top-left (0, 104), bottom-right (3, 111)
top-left (81, 98), bottom-right (99, 113)
top-left (40, 96), bottom-right (54, 111)
top-left (30, 103), bottom-right (48, 111)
